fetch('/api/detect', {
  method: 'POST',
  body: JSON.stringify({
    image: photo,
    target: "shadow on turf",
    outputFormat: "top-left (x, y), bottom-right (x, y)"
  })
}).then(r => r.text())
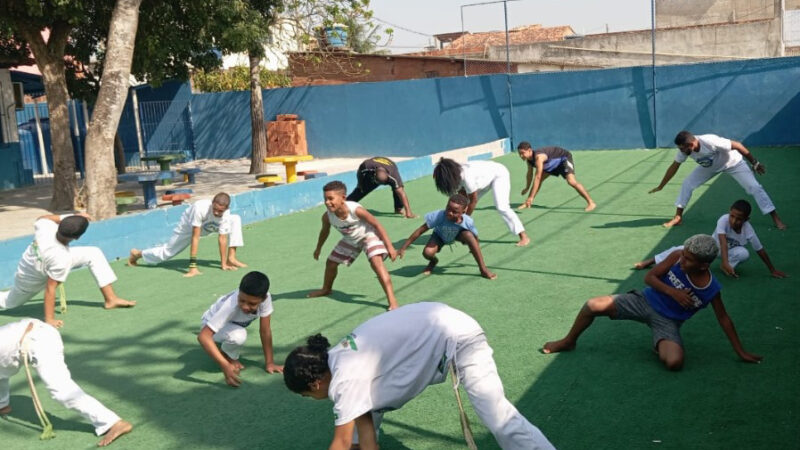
top-left (590, 217), bottom-right (667, 228)
top-left (124, 258), bottom-right (219, 274)
top-left (1, 395), bottom-right (91, 435)
top-left (272, 289), bottom-right (385, 309)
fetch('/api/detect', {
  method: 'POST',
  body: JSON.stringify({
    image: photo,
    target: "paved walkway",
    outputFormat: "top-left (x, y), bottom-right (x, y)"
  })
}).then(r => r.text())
top-left (0, 156), bottom-right (410, 241)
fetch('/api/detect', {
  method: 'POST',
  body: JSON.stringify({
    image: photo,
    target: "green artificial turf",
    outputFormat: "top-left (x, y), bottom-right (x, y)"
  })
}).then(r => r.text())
top-left (1, 148), bottom-right (798, 449)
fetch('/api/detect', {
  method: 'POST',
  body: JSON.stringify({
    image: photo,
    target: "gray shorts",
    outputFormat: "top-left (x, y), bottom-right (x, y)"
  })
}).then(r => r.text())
top-left (611, 290), bottom-right (684, 349)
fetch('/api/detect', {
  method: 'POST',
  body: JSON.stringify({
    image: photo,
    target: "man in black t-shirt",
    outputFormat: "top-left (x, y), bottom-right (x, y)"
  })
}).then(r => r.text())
top-left (347, 157), bottom-right (417, 218)
top-left (517, 142), bottom-right (596, 212)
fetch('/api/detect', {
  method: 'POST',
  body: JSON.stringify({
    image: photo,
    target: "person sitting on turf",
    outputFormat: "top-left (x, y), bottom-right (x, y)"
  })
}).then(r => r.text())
top-left (308, 181), bottom-right (399, 310)
top-left (197, 271), bottom-right (282, 388)
top-left (516, 141), bottom-right (596, 212)
top-left (634, 199), bottom-right (787, 279)
top-left (398, 193), bottom-right (496, 279)
top-left (649, 130), bottom-right (786, 229)
top-left (433, 157), bottom-right (530, 246)
top-left (0, 318), bottom-right (133, 446)
top-left (128, 192), bottom-right (247, 277)
top-left (283, 302), bottom-right (555, 450)
top-left (0, 214), bottom-right (135, 329)
top-left (543, 234), bottom-right (762, 371)
top-left (347, 156), bottom-right (417, 218)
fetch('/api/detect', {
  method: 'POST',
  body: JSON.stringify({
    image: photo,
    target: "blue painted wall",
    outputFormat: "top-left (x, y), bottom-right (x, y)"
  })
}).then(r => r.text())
top-left (188, 57), bottom-right (800, 159)
top-left (0, 142), bottom-right (32, 190)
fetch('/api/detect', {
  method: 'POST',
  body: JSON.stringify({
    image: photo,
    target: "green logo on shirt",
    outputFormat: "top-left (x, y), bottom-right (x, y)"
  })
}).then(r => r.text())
top-left (340, 334), bottom-right (358, 351)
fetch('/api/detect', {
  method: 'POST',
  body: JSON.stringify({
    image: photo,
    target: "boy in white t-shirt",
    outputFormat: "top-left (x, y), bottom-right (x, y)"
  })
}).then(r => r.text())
top-left (197, 271), bottom-right (282, 388)
top-left (0, 214), bottom-right (135, 328)
top-left (128, 192), bottom-right (247, 277)
top-left (635, 200), bottom-right (786, 278)
top-left (649, 130), bottom-right (785, 229)
top-left (308, 181), bottom-right (399, 310)
top-left (283, 302), bottom-right (555, 450)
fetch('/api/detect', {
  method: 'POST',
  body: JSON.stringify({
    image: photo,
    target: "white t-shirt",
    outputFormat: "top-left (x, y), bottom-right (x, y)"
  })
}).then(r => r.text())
top-left (201, 289), bottom-right (274, 332)
top-left (18, 218), bottom-right (72, 282)
top-left (0, 319), bottom-right (37, 378)
top-left (674, 134), bottom-right (742, 171)
top-left (175, 199), bottom-right (232, 236)
top-left (327, 201), bottom-right (374, 245)
top-left (713, 214), bottom-right (762, 251)
top-left (459, 161), bottom-right (506, 194)
top-left (327, 302), bottom-right (483, 426)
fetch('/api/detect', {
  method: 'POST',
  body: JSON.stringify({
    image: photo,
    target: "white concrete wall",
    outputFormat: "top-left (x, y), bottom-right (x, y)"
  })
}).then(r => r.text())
top-left (222, 21), bottom-right (301, 71)
top-left (656, 0), bottom-right (777, 28)
top-left (493, 19), bottom-right (781, 70)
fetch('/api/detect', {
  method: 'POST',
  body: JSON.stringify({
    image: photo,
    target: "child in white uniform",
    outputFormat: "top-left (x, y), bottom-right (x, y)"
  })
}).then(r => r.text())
top-left (198, 271), bottom-right (282, 387)
top-left (649, 131), bottom-right (785, 229)
top-left (0, 214), bottom-right (135, 328)
top-left (433, 158), bottom-right (529, 246)
top-left (283, 302), bottom-right (555, 450)
top-left (129, 192), bottom-right (246, 277)
top-left (309, 181), bottom-right (399, 310)
top-left (0, 319), bottom-right (132, 446)
top-left (635, 200), bottom-right (786, 278)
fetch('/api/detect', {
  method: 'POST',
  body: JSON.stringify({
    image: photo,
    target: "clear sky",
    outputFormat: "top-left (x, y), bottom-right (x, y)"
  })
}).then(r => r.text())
top-left (369, 0), bottom-right (653, 53)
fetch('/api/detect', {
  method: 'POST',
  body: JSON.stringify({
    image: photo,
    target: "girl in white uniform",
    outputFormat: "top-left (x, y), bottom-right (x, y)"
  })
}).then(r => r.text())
top-left (283, 302), bottom-right (554, 450)
top-left (0, 214), bottom-right (135, 328)
top-left (0, 319), bottom-right (132, 446)
top-left (128, 192), bottom-right (246, 277)
top-left (433, 158), bottom-right (529, 246)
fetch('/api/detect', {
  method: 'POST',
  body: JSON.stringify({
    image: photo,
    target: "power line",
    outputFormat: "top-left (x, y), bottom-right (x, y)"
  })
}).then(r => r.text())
top-left (373, 16), bottom-right (433, 37)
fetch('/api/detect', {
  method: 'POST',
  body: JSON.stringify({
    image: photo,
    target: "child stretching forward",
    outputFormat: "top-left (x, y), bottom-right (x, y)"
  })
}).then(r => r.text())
top-left (309, 181), bottom-right (399, 310)
top-left (197, 271), bottom-right (282, 387)
top-left (544, 234), bottom-right (761, 370)
top-left (398, 194), bottom-right (496, 279)
top-left (635, 199), bottom-right (786, 278)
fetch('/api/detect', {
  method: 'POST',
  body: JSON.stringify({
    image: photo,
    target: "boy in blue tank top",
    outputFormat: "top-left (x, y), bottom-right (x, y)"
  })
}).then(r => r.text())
top-left (542, 234), bottom-right (762, 370)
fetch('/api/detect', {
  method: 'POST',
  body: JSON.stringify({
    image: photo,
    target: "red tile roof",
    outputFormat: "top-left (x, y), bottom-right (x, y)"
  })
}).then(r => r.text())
top-left (415, 25), bottom-right (575, 57)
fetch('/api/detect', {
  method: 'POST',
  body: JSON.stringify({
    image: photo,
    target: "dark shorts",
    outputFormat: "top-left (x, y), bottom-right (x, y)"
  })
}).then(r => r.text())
top-left (429, 230), bottom-right (473, 248)
top-left (611, 290), bottom-right (684, 349)
top-left (548, 153), bottom-right (575, 178)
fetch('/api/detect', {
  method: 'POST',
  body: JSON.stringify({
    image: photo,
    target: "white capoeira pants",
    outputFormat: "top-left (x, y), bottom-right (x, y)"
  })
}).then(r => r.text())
top-left (0, 321), bottom-right (120, 435)
top-left (655, 245), bottom-right (750, 268)
top-left (141, 214), bottom-right (244, 264)
top-left (0, 246), bottom-right (117, 310)
top-left (208, 322), bottom-right (248, 360)
top-left (353, 335), bottom-right (554, 450)
top-left (676, 160), bottom-right (775, 215)
top-left (476, 167), bottom-right (526, 236)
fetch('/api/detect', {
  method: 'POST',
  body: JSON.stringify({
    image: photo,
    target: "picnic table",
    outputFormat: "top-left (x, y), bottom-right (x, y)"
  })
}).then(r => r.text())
top-left (118, 171), bottom-right (176, 209)
top-left (141, 153), bottom-right (185, 185)
top-left (263, 155), bottom-right (314, 183)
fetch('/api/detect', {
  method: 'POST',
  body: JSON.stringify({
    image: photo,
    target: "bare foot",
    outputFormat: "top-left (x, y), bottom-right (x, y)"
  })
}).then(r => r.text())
top-left (422, 259), bottom-right (438, 276)
top-left (228, 258), bottom-right (248, 268)
top-left (97, 420), bottom-right (132, 447)
top-left (104, 298), bottom-right (136, 310)
top-left (774, 219), bottom-right (787, 230)
top-left (307, 289), bottom-right (332, 298)
top-left (584, 202), bottom-right (597, 212)
top-left (481, 270), bottom-right (497, 280)
top-left (184, 267), bottom-right (202, 278)
top-left (127, 249), bottom-right (141, 266)
top-left (387, 303), bottom-right (399, 311)
top-left (0, 405), bottom-right (11, 415)
top-left (542, 339), bottom-right (576, 354)
top-left (516, 234), bottom-right (531, 247)
top-left (662, 216), bottom-right (682, 228)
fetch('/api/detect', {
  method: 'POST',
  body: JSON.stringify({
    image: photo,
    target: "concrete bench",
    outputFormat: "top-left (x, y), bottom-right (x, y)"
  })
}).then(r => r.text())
top-left (255, 173), bottom-right (282, 187)
top-left (114, 191), bottom-right (137, 214)
top-left (118, 171), bottom-right (176, 209)
top-left (163, 188), bottom-right (193, 206)
top-left (178, 168), bottom-right (201, 184)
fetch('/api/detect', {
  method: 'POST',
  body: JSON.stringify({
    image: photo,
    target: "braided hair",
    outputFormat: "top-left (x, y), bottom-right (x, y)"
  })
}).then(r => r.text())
top-left (283, 334), bottom-right (332, 393)
top-left (433, 158), bottom-right (463, 196)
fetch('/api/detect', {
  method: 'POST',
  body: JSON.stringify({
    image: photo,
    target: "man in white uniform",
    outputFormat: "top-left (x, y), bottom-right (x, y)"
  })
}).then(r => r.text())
top-left (283, 302), bottom-right (554, 450)
top-left (0, 319), bottom-right (132, 446)
top-left (433, 158), bottom-right (530, 246)
top-left (0, 214), bottom-right (135, 328)
top-left (128, 192), bottom-right (246, 277)
top-left (649, 130), bottom-right (785, 229)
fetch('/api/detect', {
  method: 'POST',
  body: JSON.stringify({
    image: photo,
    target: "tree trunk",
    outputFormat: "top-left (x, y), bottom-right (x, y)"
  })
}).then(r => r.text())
top-left (114, 132), bottom-right (126, 174)
top-left (248, 52), bottom-right (268, 174)
top-left (84, 0), bottom-right (143, 219)
top-left (19, 25), bottom-right (77, 211)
